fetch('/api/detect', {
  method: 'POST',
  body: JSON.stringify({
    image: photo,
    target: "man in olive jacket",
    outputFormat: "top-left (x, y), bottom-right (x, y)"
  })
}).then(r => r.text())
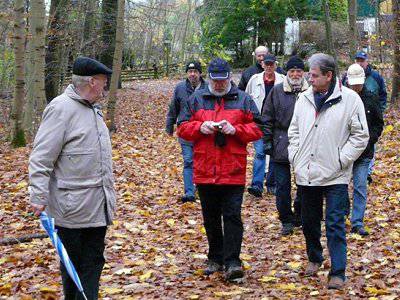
top-left (261, 56), bottom-right (308, 236)
top-left (29, 57), bottom-right (116, 300)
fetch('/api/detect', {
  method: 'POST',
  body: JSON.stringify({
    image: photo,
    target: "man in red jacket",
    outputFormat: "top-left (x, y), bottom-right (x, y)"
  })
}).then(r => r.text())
top-left (177, 58), bottom-right (263, 282)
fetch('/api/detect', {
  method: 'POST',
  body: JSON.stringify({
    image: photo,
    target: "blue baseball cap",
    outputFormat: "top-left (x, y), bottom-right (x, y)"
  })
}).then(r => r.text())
top-left (208, 58), bottom-right (231, 80)
top-left (355, 51), bottom-right (368, 60)
top-left (263, 54), bottom-right (277, 63)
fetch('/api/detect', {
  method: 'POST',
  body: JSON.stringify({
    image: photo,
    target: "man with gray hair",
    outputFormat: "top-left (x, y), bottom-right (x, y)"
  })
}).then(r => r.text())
top-left (238, 45), bottom-right (268, 91)
top-left (288, 53), bottom-right (369, 289)
top-left (29, 57), bottom-right (116, 299)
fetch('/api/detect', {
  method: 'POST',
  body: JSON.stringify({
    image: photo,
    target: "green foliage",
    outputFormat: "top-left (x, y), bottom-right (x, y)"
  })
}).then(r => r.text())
top-left (0, 47), bottom-right (15, 94)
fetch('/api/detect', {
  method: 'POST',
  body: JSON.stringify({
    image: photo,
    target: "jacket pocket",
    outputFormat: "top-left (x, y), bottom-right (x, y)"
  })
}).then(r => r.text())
top-left (338, 147), bottom-right (343, 170)
top-left (222, 148), bottom-right (247, 176)
top-left (193, 149), bottom-right (212, 177)
top-left (56, 149), bottom-right (99, 178)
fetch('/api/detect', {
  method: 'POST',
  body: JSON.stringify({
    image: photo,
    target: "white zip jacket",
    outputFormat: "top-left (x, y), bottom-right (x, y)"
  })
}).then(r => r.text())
top-left (245, 71), bottom-right (285, 113)
top-left (288, 80), bottom-right (369, 186)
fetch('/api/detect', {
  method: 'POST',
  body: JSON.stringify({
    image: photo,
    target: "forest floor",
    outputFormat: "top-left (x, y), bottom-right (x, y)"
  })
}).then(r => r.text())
top-left (0, 78), bottom-right (399, 299)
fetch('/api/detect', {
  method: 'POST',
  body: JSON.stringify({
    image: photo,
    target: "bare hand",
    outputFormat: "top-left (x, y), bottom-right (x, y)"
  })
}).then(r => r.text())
top-left (219, 120), bottom-right (236, 135)
top-left (200, 121), bottom-right (215, 134)
top-left (31, 203), bottom-right (46, 217)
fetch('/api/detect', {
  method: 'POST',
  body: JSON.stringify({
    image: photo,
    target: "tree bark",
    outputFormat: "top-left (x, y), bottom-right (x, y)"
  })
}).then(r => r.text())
top-left (11, 0), bottom-right (26, 147)
top-left (347, 0), bottom-right (358, 59)
top-left (106, 0), bottom-right (125, 134)
top-left (180, 0), bottom-right (192, 61)
top-left (45, 0), bottom-right (69, 103)
top-left (392, 0), bottom-right (400, 106)
top-left (24, 0), bottom-right (46, 136)
top-left (100, 0), bottom-right (118, 69)
top-left (322, 0), bottom-right (339, 73)
top-left (80, 0), bottom-right (98, 57)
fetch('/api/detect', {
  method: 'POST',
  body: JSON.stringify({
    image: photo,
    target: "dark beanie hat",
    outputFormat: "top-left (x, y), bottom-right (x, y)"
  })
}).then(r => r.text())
top-left (285, 56), bottom-right (305, 71)
top-left (185, 61), bottom-right (202, 73)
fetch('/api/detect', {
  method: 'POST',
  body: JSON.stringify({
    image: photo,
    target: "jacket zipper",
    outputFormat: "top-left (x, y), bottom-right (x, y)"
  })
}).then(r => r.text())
top-left (338, 147), bottom-right (343, 170)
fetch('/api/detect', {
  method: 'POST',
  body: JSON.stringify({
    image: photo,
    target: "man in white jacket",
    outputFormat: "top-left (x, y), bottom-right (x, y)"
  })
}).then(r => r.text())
top-left (246, 54), bottom-right (285, 197)
top-left (288, 53), bottom-right (369, 289)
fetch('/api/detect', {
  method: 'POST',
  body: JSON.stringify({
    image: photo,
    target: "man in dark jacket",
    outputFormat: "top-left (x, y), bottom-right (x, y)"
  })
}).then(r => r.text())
top-left (166, 61), bottom-right (206, 203)
top-left (238, 46), bottom-right (268, 91)
top-left (261, 56), bottom-right (309, 236)
top-left (345, 64), bottom-right (384, 236)
top-left (177, 58), bottom-right (263, 282)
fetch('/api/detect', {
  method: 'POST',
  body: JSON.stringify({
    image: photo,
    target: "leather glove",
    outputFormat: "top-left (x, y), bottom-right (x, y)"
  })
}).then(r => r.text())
top-left (219, 120), bottom-right (236, 135)
top-left (263, 140), bottom-right (273, 155)
top-left (200, 121), bottom-right (215, 134)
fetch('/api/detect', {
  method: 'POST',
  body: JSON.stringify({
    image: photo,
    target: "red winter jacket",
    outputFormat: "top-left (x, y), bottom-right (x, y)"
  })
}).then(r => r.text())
top-left (177, 85), bottom-right (263, 185)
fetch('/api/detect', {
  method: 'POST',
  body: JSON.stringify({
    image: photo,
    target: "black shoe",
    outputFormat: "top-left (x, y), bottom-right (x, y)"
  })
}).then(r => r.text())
top-left (225, 265), bottom-right (244, 282)
top-left (181, 195), bottom-right (195, 203)
top-left (204, 260), bottom-right (223, 275)
top-left (247, 187), bottom-right (262, 198)
top-left (367, 175), bottom-right (373, 185)
top-left (281, 223), bottom-right (294, 236)
top-left (351, 226), bottom-right (369, 236)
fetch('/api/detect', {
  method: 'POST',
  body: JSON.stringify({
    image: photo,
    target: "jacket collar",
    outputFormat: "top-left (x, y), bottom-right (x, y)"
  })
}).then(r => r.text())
top-left (185, 77), bottom-right (206, 92)
top-left (254, 71), bottom-right (283, 86)
top-left (65, 84), bottom-right (94, 108)
top-left (203, 82), bottom-right (239, 100)
top-left (283, 76), bottom-right (309, 93)
top-left (303, 78), bottom-right (342, 107)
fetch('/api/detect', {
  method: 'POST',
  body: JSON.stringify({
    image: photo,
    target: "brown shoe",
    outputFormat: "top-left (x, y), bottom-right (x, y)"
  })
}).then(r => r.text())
top-left (304, 262), bottom-right (321, 277)
top-left (328, 276), bottom-right (345, 289)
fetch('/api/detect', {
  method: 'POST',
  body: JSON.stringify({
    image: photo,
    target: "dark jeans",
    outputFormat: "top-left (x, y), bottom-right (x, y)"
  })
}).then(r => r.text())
top-left (274, 162), bottom-right (302, 225)
top-left (56, 226), bottom-right (107, 300)
top-left (266, 160), bottom-right (276, 189)
top-left (197, 184), bottom-right (244, 268)
top-left (298, 185), bottom-right (348, 280)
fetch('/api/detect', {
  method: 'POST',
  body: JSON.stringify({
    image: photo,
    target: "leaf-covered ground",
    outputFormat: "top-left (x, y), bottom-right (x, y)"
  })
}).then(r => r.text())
top-left (0, 79), bottom-right (399, 299)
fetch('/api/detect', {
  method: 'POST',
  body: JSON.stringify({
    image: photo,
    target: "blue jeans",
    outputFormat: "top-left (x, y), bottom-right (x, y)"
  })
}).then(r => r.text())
top-left (179, 139), bottom-right (194, 198)
top-left (299, 184), bottom-right (348, 280)
top-left (368, 146), bottom-right (375, 176)
top-left (351, 158), bottom-right (371, 229)
top-left (274, 162), bottom-right (295, 224)
top-left (250, 139), bottom-right (266, 191)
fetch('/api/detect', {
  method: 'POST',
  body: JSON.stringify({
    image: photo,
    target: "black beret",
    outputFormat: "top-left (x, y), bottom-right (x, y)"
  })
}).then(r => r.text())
top-left (72, 57), bottom-right (112, 76)
top-left (285, 55), bottom-right (305, 71)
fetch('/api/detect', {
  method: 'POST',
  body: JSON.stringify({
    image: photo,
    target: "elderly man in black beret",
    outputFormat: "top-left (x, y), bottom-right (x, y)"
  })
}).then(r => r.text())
top-left (261, 56), bottom-right (309, 236)
top-left (29, 57), bottom-right (116, 300)
top-left (166, 61), bottom-right (207, 203)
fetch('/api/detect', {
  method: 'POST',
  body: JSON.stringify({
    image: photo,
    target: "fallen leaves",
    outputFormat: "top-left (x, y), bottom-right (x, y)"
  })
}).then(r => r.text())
top-left (1, 80), bottom-right (400, 299)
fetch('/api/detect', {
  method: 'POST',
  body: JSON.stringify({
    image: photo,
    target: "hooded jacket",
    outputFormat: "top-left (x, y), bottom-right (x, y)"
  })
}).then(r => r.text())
top-left (177, 85), bottom-right (263, 185)
top-left (29, 84), bottom-right (116, 228)
top-left (288, 80), bottom-right (369, 186)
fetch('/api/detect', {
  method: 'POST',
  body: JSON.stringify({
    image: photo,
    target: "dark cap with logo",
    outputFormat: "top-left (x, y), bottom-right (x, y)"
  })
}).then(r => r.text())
top-left (207, 58), bottom-right (231, 80)
top-left (72, 57), bottom-right (113, 76)
top-left (355, 51), bottom-right (368, 60)
top-left (185, 61), bottom-right (202, 73)
top-left (263, 54), bottom-right (277, 63)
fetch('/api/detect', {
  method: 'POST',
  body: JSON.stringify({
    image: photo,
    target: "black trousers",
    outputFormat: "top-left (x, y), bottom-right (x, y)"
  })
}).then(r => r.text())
top-left (197, 184), bottom-right (244, 268)
top-left (56, 226), bottom-right (107, 300)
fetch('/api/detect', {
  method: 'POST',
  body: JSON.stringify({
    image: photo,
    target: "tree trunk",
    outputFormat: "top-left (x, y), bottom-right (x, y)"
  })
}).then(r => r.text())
top-left (347, 0), bottom-right (358, 59)
top-left (80, 0), bottom-right (98, 57)
top-left (11, 0), bottom-right (26, 147)
top-left (100, 0), bottom-right (118, 69)
top-left (106, 0), bottom-right (125, 134)
top-left (45, 0), bottom-right (69, 103)
top-left (392, 0), bottom-right (400, 106)
top-left (180, 0), bottom-right (192, 61)
top-left (24, 0), bottom-right (46, 136)
top-left (322, 0), bottom-right (338, 73)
